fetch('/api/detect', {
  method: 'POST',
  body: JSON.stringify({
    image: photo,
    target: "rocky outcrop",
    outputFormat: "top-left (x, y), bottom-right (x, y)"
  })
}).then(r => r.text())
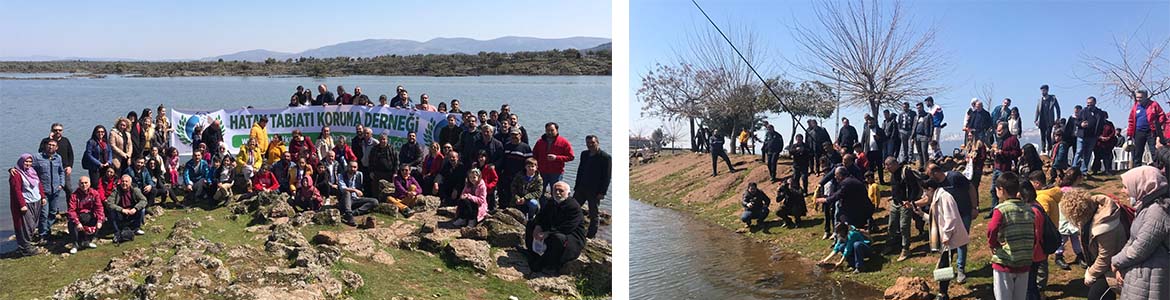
top-left (562, 238), bottom-right (612, 295)
top-left (883, 277), bottom-right (934, 300)
top-left (527, 275), bottom-right (581, 299)
top-left (444, 238), bottom-right (493, 273)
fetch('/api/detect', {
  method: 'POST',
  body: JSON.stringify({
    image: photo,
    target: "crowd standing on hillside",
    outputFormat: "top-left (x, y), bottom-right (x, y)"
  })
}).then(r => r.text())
top-left (7, 84), bottom-right (611, 274)
top-left (714, 86), bottom-right (1169, 300)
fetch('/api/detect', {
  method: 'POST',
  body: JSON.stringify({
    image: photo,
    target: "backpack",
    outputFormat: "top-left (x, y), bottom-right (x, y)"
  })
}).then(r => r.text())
top-left (1033, 205), bottom-right (1061, 255)
top-left (115, 228), bottom-right (136, 243)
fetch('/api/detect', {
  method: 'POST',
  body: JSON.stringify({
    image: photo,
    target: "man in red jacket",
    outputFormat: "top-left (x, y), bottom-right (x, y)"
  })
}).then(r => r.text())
top-left (68, 176), bottom-right (104, 253)
top-left (533, 122), bottom-right (574, 192)
top-left (1127, 89), bottom-right (1163, 167)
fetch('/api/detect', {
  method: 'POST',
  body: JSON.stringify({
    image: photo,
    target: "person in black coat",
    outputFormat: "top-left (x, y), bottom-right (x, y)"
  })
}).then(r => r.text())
top-left (526, 181), bottom-right (586, 273)
top-left (807, 120), bottom-right (833, 174)
top-left (437, 152), bottom-right (469, 205)
top-left (860, 115), bottom-right (887, 182)
top-left (817, 166), bottom-right (874, 231)
top-left (883, 110), bottom-right (901, 165)
top-left (740, 182), bottom-right (771, 228)
top-left (574, 135), bottom-right (610, 239)
top-left (763, 125), bottom-right (785, 182)
top-left (40, 123), bottom-right (75, 192)
top-left (201, 120), bottom-right (224, 160)
top-left (837, 118), bottom-right (859, 154)
top-left (708, 129), bottom-right (736, 176)
top-left (777, 176), bottom-right (808, 228)
top-left (368, 133), bottom-right (399, 198)
top-left (788, 134), bottom-right (812, 192)
top-left (399, 132), bottom-right (423, 176)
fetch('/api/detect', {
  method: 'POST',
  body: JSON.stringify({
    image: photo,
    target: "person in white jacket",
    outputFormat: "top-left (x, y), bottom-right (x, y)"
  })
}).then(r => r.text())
top-left (916, 183), bottom-right (970, 300)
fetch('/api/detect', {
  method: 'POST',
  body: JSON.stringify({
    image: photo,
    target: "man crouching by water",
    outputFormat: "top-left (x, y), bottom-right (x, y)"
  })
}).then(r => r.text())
top-left (525, 181), bottom-right (585, 275)
top-left (740, 182), bottom-right (770, 230)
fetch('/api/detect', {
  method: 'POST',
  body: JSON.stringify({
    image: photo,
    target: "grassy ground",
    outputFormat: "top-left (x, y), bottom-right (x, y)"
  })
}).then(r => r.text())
top-left (0, 196), bottom-right (543, 300)
top-left (632, 152), bottom-right (1118, 300)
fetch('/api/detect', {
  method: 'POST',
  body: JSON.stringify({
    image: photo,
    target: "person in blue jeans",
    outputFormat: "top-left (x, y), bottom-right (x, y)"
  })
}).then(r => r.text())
top-left (818, 222), bottom-right (872, 273)
top-left (1074, 97), bottom-right (1106, 174)
top-left (33, 139), bottom-right (66, 241)
top-left (739, 182), bottom-right (770, 229)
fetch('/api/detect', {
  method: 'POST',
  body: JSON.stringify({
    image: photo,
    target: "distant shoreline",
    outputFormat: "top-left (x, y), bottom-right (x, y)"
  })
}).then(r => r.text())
top-left (0, 49), bottom-right (612, 78)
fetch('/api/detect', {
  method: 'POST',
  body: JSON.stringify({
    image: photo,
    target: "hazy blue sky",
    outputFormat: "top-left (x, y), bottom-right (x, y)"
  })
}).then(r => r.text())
top-left (0, 0), bottom-right (611, 60)
top-left (631, 0), bottom-right (1170, 148)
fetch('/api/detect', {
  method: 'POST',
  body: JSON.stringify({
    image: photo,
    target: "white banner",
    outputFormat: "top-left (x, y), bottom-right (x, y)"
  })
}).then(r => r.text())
top-left (170, 106), bottom-right (459, 155)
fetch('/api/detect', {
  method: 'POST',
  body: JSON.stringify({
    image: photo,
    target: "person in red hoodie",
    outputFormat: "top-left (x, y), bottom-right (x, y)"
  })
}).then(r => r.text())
top-left (533, 122), bottom-right (574, 191)
top-left (68, 176), bottom-right (105, 254)
top-left (96, 165), bottom-right (119, 201)
top-left (252, 165), bottom-right (280, 193)
top-left (1127, 89), bottom-right (1163, 167)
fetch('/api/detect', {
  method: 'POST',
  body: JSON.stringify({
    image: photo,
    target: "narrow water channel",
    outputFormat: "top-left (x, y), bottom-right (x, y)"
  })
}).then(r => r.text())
top-left (629, 199), bottom-right (882, 299)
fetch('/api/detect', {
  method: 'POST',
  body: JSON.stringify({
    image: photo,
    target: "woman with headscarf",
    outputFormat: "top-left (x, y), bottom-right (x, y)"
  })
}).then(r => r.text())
top-left (9, 154), bottom-right (45, 256)
top-left (1112, 166), bottom-right (1170, 300)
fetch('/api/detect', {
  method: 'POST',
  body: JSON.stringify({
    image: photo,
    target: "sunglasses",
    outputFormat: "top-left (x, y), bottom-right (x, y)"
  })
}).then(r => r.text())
top-left (52, 129), bottom-right (63, 132)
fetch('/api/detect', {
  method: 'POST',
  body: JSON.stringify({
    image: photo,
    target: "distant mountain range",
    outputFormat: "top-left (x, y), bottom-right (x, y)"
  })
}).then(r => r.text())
top-left (0, 36), bottom-right (611, 62)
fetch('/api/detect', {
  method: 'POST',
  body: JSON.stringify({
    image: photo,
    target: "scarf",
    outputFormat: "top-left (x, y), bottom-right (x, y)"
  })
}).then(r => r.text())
top-left (1122, 166), bottom-right (1166, 206)
top-left (15, 153), bottom-right (40, 188)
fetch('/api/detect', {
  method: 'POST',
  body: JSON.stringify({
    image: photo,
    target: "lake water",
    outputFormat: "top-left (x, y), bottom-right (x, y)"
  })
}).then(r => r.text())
top-left (0, 74), bottom-right (612, 252)
top-left (629, 199), bottom-right (881, 299)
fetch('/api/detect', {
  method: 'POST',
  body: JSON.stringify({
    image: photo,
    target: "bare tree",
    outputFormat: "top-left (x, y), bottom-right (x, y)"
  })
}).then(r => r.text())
top-left (977, 82), bottom-right (996, 107)
top-left (637, 63), bottom-right (711, 151)
top-left (1077, 29), bottom-right (1170, 102)
top-left (790, 0), bottom-right (947, 118)
top-left (662, 119), bottom-right (687, 150)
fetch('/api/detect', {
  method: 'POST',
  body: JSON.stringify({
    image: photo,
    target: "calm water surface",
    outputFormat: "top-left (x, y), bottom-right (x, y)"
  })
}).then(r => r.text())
top-left (630, 199), bottom-right (881, 300)
top-left (0, 75), bottom-right (612, 252)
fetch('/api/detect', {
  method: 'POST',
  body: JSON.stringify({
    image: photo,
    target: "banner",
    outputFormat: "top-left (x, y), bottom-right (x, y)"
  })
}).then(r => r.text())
top-left (170, 106), bottom-right (459, 155)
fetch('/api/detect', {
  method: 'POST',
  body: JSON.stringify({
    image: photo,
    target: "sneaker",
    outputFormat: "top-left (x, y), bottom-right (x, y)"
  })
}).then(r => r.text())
top-left (400, 207), bottom-right (415, 218)
top-left (1076, 254), bottom-right (1090, 269)
top-left (135, 229), bottom-right (145, 235)
top-left (87, 242), bottom-right (98, 249)
top-left (453, 219), bottom-right (468, 227)
top-left (69, 247), bottom-right (77, 254)
top-left (821, 233), bottom-right (831, 240)
top-left (955, 271), bottom-right (967, 284)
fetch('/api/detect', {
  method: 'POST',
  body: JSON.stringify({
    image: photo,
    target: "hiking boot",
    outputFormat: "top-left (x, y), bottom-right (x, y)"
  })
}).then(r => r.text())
top-left (400, 207), bottom-right (415, 218)
top-left (342, 214), bottom-right (357, 226)
top-left (955, 271), bottom-right (967, 284)
top-left (1055, 255), bottom-right (1071, 270)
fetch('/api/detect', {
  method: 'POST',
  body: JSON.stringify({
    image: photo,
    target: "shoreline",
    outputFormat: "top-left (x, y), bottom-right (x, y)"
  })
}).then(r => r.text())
top-left (631, 152), bottom-right (1112, 299)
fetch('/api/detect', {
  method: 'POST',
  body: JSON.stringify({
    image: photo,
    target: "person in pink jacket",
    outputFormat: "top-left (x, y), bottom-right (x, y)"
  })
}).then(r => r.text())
top-left (454, 168), bottom-right (487, 227)
top-left (918, 183), bottom-right (971, 300)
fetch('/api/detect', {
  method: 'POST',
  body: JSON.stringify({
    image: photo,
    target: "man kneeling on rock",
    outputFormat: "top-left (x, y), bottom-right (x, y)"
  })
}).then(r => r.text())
top-left (339, 161), bottom-right (378, 226)
top-left (525, 181), bottom-right (585, 274)
top-left (106, 174), bottom-right (146, 237)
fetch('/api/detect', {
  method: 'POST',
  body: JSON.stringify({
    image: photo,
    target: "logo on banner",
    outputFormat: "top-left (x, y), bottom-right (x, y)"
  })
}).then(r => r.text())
top-left (176, 113), bottom-right (221, 146)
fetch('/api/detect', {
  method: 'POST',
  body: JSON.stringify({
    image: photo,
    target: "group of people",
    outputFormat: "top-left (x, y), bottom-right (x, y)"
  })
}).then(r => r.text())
top-left (9, 83), bottom-right (612, 274)
top-left (723, 87), bottom-right (1168, 299)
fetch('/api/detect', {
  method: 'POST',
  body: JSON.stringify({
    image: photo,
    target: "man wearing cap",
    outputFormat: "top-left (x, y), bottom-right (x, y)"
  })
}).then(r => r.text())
top-left (1035, 85), bottom-right (1061, 151)
top-left (499, 126), bottom-right (533, 209)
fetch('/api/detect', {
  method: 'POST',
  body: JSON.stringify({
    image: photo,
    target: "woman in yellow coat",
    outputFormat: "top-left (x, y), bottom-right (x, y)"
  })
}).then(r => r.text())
top-left (236, 139), bottom-right (263, 179)
top-left (266, 135), bottom-right (287, 166)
